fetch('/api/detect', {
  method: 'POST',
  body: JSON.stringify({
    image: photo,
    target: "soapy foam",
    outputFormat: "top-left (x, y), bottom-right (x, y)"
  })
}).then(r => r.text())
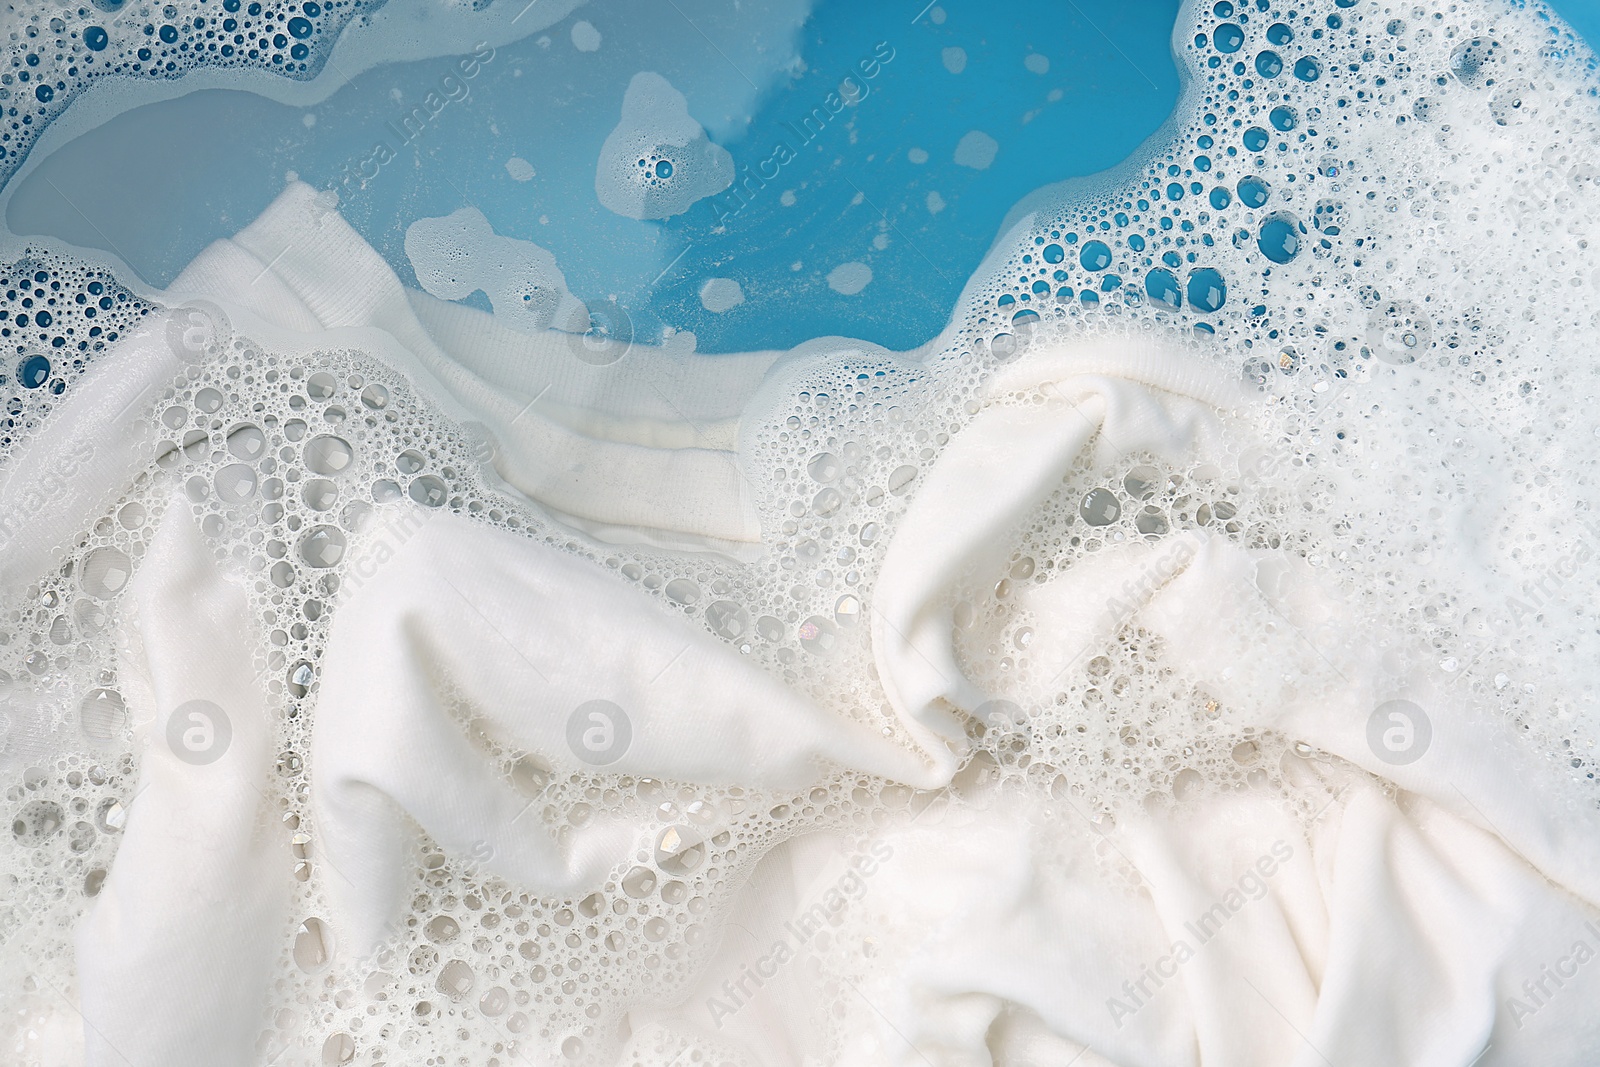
top-left (595, 72), bottom-right (735, 222)
top-left (405, 207), bottom-right (587, 333)
top-left (0, 305), bottom-right (953, 1064)
top-left (3, 0), bottom-right (1600, 1064)
top-left (0, 261), bottom-right (153, 455)
top-left (0, 0), bottom-right (373, 190)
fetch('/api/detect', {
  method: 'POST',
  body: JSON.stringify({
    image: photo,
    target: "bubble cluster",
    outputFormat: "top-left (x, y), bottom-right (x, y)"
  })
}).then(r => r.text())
top-left (941, 0), bottom-right (1600, 833)
top-left (0, 255), bottom-right (152, 449)
top-left (0, 315), bottom-right (968, 1063)
top-left (4, 0), bottom-right (1600, 1063)
top-left (595, 71), bottom-right (735, 221)
top-left (405, 207), bottom-right (583, 332)
top-left (0, 0), bottom-right (371, 188)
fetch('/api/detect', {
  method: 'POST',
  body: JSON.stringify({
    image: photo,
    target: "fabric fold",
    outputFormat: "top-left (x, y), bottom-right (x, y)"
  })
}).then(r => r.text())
top-left (75, 498), bottom-right (292, 1067)
top-left (844, 334), bottom-right (1600, 1067)
top-left (0, 309), bottom-right (196, 596)
top-left (670, 768), bottom-right (1600, 1067)
top-left (311, 508), bottom-right (946, 957)
top-left (169, 181), bottom-right (766, 555)
top-left (16, 184), bottom-right (1593, 1067)
top-left (870, 334), bottom-right (1245, 773)
top-left (405, 289), bottom-right (778, 450)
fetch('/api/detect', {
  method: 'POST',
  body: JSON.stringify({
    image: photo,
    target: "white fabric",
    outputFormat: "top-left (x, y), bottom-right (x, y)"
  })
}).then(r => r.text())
top-left (76, 499), bottom-right (292, 1067)
top-left (760, 777), bottom-right (1600, 1067)
top-left (313, 508), bottom-right (946, 956)
top-left (636, 405), bottom-right (1600, 1065)
top-left (870, 336), bottom-right (1243, 776)
top-left (406, 289), bottom-right (775, 452)
top-left (170, 181), bottom-right (769, 555)
top-left (16, 188), bottom-right (1596, 1067)
top-left (0, 311), bottom-right (187, 593)
top-left (808, 337), bottom-right (1600, 1067)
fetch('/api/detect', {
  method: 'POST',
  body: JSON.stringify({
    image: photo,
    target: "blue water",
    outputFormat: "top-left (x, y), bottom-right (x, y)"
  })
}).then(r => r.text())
top-left (8, 0), bottom-right (1596, 353)
top-left (1548, 0), bottom-right (1600, 54)
top-left (7, 0), bottom-right (1179, 354)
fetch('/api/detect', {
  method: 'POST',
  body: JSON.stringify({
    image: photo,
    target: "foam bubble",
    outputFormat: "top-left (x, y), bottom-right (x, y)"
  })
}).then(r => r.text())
top-left (5, 0), bottom-right (1600, 1063)
top-left (699, 278), bottom-right (745, 313)
top-left (405, 207), bottom-right (585, 332)
top-left (572, 20), bottom-right (602, 53)
top-left (826, 261), bottom-right (873, 295)
top-left (954, 129), bottom-right (999, 170)
top-left (595, 72), bottom-right (735, 221)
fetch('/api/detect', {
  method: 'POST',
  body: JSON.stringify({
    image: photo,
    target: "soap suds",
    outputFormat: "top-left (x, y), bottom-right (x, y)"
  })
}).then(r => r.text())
top-left (2, 1), bottom-right (1600, 1065)
top-left (595, 72), bottom-right (735, 221)
top-left (826, 261), bottom-right (873, 295)
top-left (699, 277), bottom-right (745, 313)
top-left (405, 207), bottom-right (585, 332)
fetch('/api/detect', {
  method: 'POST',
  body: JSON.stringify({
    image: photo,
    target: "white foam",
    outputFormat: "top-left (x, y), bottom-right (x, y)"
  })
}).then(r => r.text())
top-left (826, 261), bottom-right (873, 295)
top-left (954, 129), bottom-right (999, 170)
top-left (595, 72), bottom-right (736, 221)
top-left (699, 277), bottom-right (745, 313)
top-left (3, 0), bottom-right (1600, 1064)
top-left (405, 207), bottom-right (585, 332)
top-left (572, 20), bottom-right (603, 53)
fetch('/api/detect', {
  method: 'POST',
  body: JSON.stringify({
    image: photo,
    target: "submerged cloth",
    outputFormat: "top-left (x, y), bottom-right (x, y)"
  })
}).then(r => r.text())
top-left (170, 180), bottom-right (780, 557)
top-left (818, 336), bottom-right (1600, 1066)
top-left (677, 774), bottom-right (1600, 1067)
top-left (871, 336), bottom-right (1243, 776)
top-left (65, 496), bottom-right (943, 1066)
top-left (20, 185), bottom-right (1600, 1067)
top-left (313, 508), bottom-right (946, 956)
top-left (76, 499), bottom-right (292, 1067)
top-left (0, 308), bottom-right (198, 595)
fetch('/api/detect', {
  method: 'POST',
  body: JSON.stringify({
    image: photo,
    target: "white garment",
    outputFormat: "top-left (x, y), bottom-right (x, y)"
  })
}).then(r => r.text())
top-left (812, 336), bottom-right (1600, 1067)
top-left (313, 508), bottom-right (947, 957)
top-left (24, 188), bottom-right (1598, 1067)
top-left (76, 499), bottom-right (292, 1067)
top-left (643, 562), bottom-right (1600, 1064)
top-left (805, 776), bottom-right (1600, 1067)
top-left (171, 181), bottom-right (773, 556)
top-left (871, 335), bottom-right (1243, 777)
top-left (0, 309), bottom-right (195, 594)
